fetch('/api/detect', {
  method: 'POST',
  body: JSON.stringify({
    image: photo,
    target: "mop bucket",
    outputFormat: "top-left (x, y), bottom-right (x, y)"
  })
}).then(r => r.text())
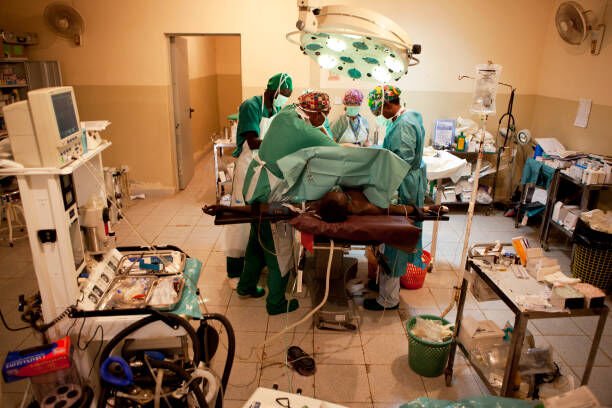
top-left (400, 250), bottom-right (431, 290)
top-left (406, 315), bottom-right (453, 377)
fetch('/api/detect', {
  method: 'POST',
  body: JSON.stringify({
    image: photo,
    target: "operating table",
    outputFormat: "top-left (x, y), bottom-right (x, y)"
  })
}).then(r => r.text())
top-left (203, 202), bottom-right (449, 330)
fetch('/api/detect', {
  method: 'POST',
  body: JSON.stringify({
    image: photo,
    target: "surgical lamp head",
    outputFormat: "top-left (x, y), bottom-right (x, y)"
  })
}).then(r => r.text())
top-left (288, 1), bottom-right (421, 83)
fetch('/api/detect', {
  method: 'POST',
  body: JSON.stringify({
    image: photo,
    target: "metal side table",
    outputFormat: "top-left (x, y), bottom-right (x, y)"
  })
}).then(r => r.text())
top-left (445, 260), bottom-right (609, 397)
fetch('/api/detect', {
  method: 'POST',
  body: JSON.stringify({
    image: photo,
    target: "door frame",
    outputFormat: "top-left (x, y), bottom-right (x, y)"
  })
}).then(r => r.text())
top-left (165, 33), bottom-right (242, 190)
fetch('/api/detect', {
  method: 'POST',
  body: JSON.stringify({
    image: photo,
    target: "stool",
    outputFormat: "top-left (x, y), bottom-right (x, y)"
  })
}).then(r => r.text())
top-left (0, 188), bottom-right (27, 247)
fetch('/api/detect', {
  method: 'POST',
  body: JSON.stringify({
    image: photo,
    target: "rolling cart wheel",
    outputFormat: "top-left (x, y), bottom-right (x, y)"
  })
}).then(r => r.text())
top-left (9, 242), bottom-right (14, 247)
top-left (543, 243), bottom-right (549, 251)
top-left (427, 263), bottom-right (434, 273)
top-left (344, 323), bottom-right (357, 331)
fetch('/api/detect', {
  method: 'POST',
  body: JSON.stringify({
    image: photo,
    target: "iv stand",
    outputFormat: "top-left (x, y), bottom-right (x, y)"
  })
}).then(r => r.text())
top-left (441, 113), bottom-right (488, 317)
top-left (441, 67), bottom-right (498, 317)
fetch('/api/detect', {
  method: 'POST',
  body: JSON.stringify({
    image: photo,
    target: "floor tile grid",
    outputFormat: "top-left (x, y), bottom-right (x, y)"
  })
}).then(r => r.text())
top-left (2, 151), bottom-right (608, 407)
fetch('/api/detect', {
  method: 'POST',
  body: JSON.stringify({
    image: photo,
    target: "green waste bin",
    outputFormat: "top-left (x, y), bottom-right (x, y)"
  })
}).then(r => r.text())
top-left (407, 315), bottom-right (453, 377)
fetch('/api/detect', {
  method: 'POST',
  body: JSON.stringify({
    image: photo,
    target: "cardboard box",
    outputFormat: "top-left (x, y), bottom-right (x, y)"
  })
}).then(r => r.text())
top-left (573, 283), bottom-right (605, 308)
top-left (557, 205), bottom-right (578, 225)
top-left (543, 385), bottom-right (601, 408)
top-left (526, 257), bottom-right (561, 281)
top-left (458, 317), bottom-right (504, 353)
top-left (564, 209), bottom-right (582, 231)
top-left (550, 286), bottom-right (585, 309)
top-left (470, 273), bottom-right (498, 302)
top-left (2, 337), bottom-right (71, 382)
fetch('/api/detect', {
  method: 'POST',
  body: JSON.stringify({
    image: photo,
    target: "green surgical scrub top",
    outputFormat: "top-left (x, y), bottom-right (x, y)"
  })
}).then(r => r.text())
top-left (259, 105), bottom-right (337, 178)
top-left (233, 95), bottom-right (274, 158)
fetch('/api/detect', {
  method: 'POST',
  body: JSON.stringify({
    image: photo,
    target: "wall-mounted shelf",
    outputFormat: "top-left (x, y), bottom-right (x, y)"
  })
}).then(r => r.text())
top-left (0, 141), bottom-right (112, 176)
top-left (0, 84), bottom-right (28, 88)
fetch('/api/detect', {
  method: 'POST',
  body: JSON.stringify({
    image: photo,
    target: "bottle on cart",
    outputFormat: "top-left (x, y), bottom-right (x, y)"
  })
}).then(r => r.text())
top-left (456, 132), bottom-right (467, 152)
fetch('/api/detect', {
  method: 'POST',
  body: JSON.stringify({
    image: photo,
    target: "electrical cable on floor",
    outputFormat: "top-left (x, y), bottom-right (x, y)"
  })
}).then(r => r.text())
top-left (75, 316), bottom-right (104, 378)
top-left (0, 309), bottom-right (30, 331)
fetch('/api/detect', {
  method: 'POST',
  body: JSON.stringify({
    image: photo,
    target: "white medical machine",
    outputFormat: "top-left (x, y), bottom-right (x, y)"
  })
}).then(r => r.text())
top-left (3, 86), bottom-right (83, 168)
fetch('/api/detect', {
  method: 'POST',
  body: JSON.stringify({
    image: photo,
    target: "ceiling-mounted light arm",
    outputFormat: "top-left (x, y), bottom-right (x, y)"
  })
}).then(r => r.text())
top-left (289, 1), bottom-right (421, 82)
top-left (296, 0), bottom-right (320, 32)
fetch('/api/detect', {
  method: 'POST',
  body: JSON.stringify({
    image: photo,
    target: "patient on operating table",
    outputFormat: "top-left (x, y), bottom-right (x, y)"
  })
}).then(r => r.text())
top-left (203, 188), bottom-right (445, 222)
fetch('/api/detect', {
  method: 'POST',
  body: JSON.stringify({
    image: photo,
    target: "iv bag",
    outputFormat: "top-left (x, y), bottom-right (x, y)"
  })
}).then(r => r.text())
top-left (470, 64), bottom-right (502, 115)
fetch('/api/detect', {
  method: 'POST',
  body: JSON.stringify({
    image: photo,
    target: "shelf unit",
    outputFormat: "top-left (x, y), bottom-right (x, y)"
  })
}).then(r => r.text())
top-left (540, 170), bottom-right (609, 250)
top-left (0, 59), bottom-right (62, 131)
top-left (429, 150), bottom-right (501, 214)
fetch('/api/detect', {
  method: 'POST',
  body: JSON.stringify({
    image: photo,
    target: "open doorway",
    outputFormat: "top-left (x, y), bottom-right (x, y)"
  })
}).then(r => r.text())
top-left (168, 34), bottom-right (242, 190)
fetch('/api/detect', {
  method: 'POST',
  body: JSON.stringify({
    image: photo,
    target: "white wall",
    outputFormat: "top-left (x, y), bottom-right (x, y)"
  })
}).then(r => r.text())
top-left (536, 0), bottom-right (612, 105)
top-left (8, 0), bottom-right (600, 190)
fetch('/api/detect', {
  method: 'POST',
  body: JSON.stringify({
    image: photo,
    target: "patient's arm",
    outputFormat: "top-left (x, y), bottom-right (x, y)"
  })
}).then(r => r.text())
top-left (345, 190), bottom-right (417, 215)
top-left (203, 191), bottom-right (446, 219)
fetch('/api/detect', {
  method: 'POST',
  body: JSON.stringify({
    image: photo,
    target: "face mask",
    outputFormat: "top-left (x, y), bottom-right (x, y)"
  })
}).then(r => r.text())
top-left (346, 106), bottom-right (360, 117)
top-left (273, 94), bottom-right (289, 110)
top-left (315, 113), bottom-right (327, 130)
top-left (376, 115), bottom-right (391, 128)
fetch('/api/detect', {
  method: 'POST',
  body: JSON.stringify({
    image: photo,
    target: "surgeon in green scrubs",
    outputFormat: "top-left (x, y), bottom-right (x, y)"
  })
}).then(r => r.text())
top-left (223, 73), bottom-right (293, 289)
top-left (237, 91), bottom-right (337, 315)
top-left (331, 88), bottom-right (370, 146)
top-left (364, 85), bottom-right (426, 311)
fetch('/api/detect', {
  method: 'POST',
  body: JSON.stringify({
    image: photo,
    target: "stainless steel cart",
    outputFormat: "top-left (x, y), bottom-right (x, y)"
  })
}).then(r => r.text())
top-left (445, 259), bottom-right (609, 397)
top-left (213, 140), bottom-right (236, 203)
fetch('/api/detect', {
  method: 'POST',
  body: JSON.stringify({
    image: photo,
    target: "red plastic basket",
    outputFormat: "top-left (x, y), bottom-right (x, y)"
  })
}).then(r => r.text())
top-left (400, 250), bottom-right (431, 290)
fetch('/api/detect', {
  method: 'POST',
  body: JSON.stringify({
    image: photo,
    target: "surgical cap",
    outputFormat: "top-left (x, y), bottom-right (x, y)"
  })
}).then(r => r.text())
top-left (367, 85), bottom-right (402, 113)
top-left (267, 73), bottom-right (293, 92)
top-left (343, 89), bottom-right (364, 106)
top-left (298, 91), bottom-right (331, 112)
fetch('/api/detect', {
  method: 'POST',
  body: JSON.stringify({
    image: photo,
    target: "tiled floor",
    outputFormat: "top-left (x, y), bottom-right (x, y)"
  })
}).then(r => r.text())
top-left (1, 153), bottom-right (611, 407)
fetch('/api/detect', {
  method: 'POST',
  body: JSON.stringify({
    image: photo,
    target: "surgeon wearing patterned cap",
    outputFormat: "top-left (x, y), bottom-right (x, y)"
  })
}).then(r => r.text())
top-left (331, 89), bottom-right (370, 146)
top-left (365, 85), bottom-right (427, 311)
top-left (237, 90), bottom-right (338, 316)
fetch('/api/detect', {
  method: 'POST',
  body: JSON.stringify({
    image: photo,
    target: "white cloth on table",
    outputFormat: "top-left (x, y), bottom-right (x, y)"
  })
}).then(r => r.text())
top-left (422, 147), bottom-right (467, 182)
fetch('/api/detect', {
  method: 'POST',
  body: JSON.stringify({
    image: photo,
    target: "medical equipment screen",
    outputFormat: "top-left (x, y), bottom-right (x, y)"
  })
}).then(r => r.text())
top-left (52, 92), bottom-right (79, 139)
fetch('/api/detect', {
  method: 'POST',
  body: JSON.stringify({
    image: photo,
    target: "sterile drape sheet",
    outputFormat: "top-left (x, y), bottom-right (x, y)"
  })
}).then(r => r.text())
top-left (276, 146), bottom-right (410, 208)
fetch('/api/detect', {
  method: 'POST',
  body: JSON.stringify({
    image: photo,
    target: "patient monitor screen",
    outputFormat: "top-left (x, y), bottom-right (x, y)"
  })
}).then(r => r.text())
top-left (52, 92), bottom-right (79, 139)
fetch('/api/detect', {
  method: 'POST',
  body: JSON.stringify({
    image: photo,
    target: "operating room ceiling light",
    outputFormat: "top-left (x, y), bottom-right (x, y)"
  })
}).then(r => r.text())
top-left (318, 54), bottom-right (338, 69)
top-left (287, 0), bottom-right (421, 83)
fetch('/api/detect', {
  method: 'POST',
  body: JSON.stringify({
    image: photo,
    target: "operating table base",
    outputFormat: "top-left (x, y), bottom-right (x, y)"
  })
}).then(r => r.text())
top-left (304, 246), bottom-right (359, 331)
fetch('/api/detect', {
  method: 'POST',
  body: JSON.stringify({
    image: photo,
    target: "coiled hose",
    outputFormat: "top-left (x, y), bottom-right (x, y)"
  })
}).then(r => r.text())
top-left (97, 312), bottom-right (202, 408)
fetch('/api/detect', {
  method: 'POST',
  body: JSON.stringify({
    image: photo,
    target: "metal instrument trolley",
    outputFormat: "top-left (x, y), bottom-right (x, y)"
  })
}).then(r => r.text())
top-left (445, 245), bottom-right (609, 397)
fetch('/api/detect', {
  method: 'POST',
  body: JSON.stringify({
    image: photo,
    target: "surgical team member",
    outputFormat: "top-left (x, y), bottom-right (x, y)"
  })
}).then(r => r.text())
top-left (223, 73), bottom-right (293, 289)
top-left (364, 85), bottom-right (426, 311)
top-left (237, 91), bottom-right (338, 315)
top-left (331, 89), bottom-right (370, 146)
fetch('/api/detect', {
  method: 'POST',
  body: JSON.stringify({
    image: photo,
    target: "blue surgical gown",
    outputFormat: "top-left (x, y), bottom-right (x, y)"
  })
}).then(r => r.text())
top-left (382, 110), bottom-right (427, 276)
